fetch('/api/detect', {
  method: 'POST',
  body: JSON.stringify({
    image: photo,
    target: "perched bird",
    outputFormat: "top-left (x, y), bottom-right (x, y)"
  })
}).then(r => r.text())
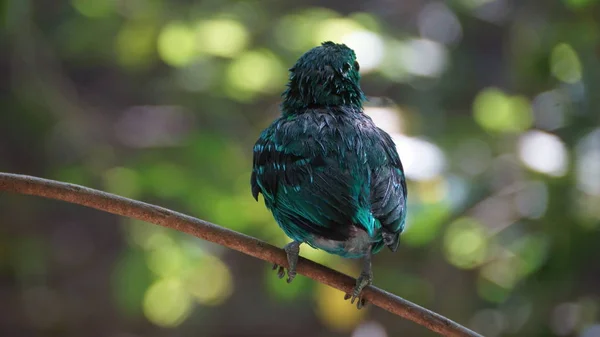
top-left (251, 41), bottom-right (407, 308)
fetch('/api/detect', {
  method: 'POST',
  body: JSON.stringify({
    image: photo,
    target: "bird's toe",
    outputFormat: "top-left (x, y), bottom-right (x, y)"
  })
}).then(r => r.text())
top-left (276, 266), bottom-right (286, 279)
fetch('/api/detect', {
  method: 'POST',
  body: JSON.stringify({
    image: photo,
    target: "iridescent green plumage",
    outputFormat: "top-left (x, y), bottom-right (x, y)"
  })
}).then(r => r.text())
top-left (251, 42), bottom-right (407, 307)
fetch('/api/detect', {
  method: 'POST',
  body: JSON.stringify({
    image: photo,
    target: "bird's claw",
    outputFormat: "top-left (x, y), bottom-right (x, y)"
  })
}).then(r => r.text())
top-left (345, 272), bottom-right (372, 309)
top-left (272, 263), bottom-right (296, 283)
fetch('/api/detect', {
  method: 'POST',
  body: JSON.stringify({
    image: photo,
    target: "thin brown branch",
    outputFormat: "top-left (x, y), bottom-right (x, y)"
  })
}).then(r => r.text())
top-left (0, 172), bottom-right (482, 337)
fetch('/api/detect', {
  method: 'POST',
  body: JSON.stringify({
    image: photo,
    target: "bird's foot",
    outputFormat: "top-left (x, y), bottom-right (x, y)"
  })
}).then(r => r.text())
top-left (344, 271), bottom-right (372, 309)
top-left (272, 241), bottom-right (300, 283)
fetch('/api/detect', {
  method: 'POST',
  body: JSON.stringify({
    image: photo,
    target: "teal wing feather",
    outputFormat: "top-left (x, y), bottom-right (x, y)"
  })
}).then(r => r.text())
top-left (251, 112), bottom-right (374, 244)
top-left (368, 129), bottom-right (407, 251)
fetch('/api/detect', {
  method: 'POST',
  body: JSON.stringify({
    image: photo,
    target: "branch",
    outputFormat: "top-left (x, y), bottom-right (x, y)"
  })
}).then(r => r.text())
top-left (0, 172), bottom-right (482, 337)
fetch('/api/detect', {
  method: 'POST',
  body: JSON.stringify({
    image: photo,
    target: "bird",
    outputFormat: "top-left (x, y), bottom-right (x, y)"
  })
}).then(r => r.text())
top-left (250, 41), bottom-right (407, 308)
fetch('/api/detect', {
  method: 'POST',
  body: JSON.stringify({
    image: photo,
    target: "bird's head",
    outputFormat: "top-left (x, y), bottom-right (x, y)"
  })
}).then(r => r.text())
top-left (282, 41), bottom-right (365, 113)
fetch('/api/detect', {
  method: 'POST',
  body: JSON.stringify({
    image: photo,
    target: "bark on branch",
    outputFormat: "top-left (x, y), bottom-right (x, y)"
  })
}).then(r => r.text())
top-left (0, 172), bottom-right (482, 337)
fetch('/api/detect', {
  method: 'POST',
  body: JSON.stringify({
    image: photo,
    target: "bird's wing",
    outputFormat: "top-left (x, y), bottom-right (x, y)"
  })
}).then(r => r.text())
top-left (368, 128), bottom-right (407, 251)
top-left (251, 117), bottom-right (370, 242)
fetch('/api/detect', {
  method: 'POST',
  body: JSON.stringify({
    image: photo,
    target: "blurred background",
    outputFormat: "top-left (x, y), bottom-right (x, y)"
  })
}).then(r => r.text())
top-left (1, 0), bottom-right (599, 336)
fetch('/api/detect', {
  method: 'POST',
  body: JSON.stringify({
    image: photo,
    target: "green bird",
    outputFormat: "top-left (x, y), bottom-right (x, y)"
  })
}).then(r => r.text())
top-left (251, 41), bottom-right (407, 308)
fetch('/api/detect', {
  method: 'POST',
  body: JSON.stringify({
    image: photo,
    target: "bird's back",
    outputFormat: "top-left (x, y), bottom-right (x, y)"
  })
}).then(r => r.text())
top-left (251, 106), bottom-right (406, 258)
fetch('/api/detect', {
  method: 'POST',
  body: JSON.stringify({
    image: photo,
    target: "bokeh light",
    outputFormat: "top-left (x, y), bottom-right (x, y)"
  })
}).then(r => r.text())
top-left (195, 19), bottom-right (249, 58)
top-left (550, 43), bottom-right (582, 83)
top-left (225, 49), bottom-right (286, 100)
top-left (157, 22), bottom-right (197, 67)
top-left (473, 88), bottom-right (533, 133)
top-left (418, 3), bottom-right (463, 45)
top-left (531, 90), bottom-right (569, 130)
top-left (399, 39), bottom-right (448, 77)
top-left (185, 255), bottom-right (233, 306)
top-left (352, 321), bottom-right (388, 337)
top-left (143, 278), bottom-right (193, 327)
top-left (443, 217), bottom-right (488, 269)
top-left (518, 130), bottom-right (569, 177)
top-left (342, 31), bottom-right (385, 73)
top-left (315, 283), bottom-right (366, 331)
top-left (392, 134), bottom-right (447, 181)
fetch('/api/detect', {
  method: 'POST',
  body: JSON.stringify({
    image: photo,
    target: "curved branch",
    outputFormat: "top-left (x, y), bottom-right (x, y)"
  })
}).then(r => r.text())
top-left (0, 172), bottom-right (482, 337)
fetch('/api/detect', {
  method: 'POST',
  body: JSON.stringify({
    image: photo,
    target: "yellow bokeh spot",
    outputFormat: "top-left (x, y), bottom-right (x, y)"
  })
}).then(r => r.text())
top-left (313, 18), bottom-right (364, 45)
top-left (143, 278), bottom-right (193, 327)
top-left (195, 19), bottom-right (249, 58)
top-left (146, 242), bottom-right (186, 278)
top-left (225, 50), bottom-right (286, 99)
top-left (185, 255), bottom-right (233, 306)
top-left (115, 21), bottom-right (157, 69)
top-left (473, 88), bottom-right (533, 133)
top-left (157, 22), bottom-right (196, 67)
top-left (550, 43), bottom-right (582, 83)
top-left (124, 219), bottom-right (169, 250)
top-left (142, 230), bottom-right (175, 251)
top-left (443, 217), bottom-right (488, 269)
top-left (103, 167), bottom-right (140, 198)
top-left (315, 283), bottom-right (365, 331)
top-left (415, 177), bottom-right (448, 204)
top-left (71, 0), bottom-right (114, 18)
